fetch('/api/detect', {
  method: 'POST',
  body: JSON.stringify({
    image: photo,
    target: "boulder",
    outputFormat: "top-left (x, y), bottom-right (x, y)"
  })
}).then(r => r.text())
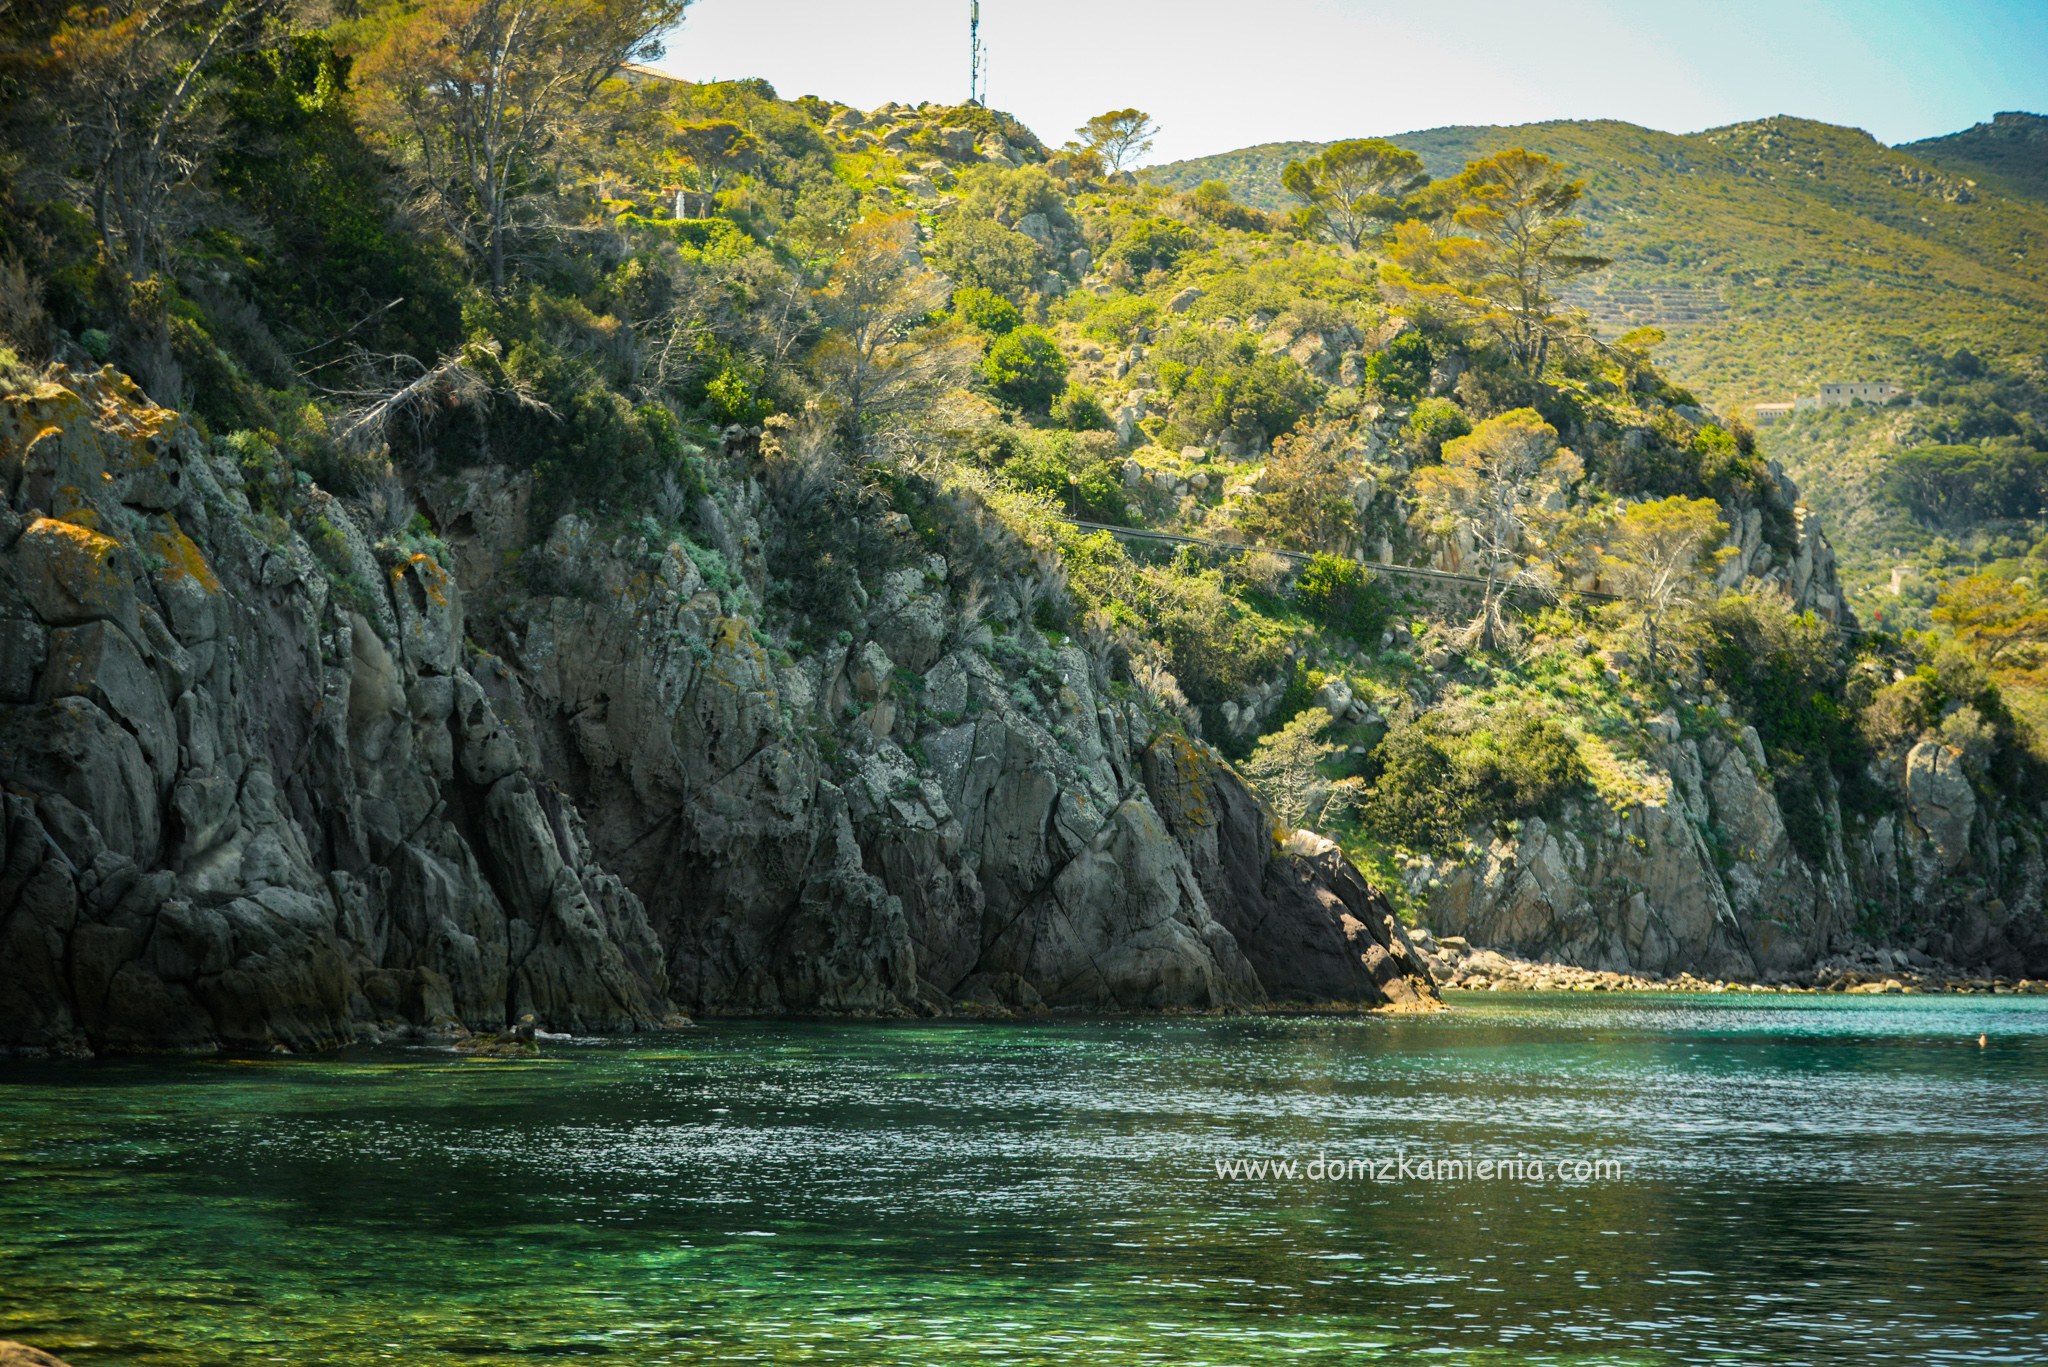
top-left (0, 1343), bottom-right (73, 1367)
top-left (1014, 212), bottom-right (1055, 246)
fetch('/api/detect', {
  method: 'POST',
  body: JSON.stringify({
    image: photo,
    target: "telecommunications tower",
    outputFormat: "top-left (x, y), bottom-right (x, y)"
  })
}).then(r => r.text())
top-left (969, 1), bottom-right (985, 105)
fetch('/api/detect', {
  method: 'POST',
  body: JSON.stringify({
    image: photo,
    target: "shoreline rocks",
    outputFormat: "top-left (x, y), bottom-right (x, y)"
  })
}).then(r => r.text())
top-left (1411, 928), bottom-right (2048, 996)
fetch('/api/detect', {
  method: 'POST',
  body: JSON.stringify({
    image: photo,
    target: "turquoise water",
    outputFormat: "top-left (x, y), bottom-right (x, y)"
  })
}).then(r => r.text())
top-left (2, 994), bottom-right (2046, 1365)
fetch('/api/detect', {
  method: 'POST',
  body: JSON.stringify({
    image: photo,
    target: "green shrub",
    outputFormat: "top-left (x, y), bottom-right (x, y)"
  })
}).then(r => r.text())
top-left (1184, 180), bottom-right (1269, 232)
top-left (1701, 594), bottom-right (1851, 765)
top-left (1054, 384), bottom-right (1110, 431)
top-left (1694, 423), bottom-right (1773, 505)
top-left (929, 218), bottom-right (1045, 301)
top-left (1153, 327), bottom-right (1320, 445)
top-left (1100, 216), bottom-right (1199, 275)
top-left (1602, 421), bottom-right (1788, 546)
top-left (1073, 293), bottom-right (1158, 345)
top-left (705, 356), bottom-right (774, 424)
top-left (1364, 331), bottom-right (1432, 404)
top-left (951, 163), bottom-right (1062, 226)
top-left (1403, 397), bottom-right (1470, 457)
top-left (1144, 564), bottom-right (1290, 706)
top-left (1363, 707), bottom-right (1587, 853)
top-left (616, 214), bottom-right (746, 253)
top-left (997, 430), bottom-right (1126, 521)
top-left (1701, 593), bottom-right (1873, 856)
top-left (953, 286), bottom-right (1021, 336)
top-left (983, 326), bottom-right (1068, 411)
top-left (1294, 554), bottom-right (1392, 641)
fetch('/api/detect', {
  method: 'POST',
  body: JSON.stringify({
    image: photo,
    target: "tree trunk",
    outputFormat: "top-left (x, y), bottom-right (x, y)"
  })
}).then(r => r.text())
top-left (491, 228), bottom-right (505, 292)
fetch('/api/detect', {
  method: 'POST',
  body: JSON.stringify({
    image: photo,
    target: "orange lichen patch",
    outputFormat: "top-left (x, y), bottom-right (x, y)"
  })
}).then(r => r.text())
top-left (390, 552), bottom-right (452, 608)
top-left (30, 514), bottom-right (121, 555)
top-left (151, 519), bottom-right (221, 595)
top-left (22, 515), bottom-right (126, 591)
top-left (91, 375), bottom-right (177, 443)
top-left (8, 384), bottom-right (89, 435)
top-left (708, 616), bottom-right (772, 679)
top-left (1148, 731), bottom-right (1216, 828)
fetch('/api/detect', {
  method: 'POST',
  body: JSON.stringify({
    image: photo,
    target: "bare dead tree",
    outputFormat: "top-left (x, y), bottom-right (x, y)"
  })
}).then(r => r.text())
top-left (327, 341), bottom-right (552, 458)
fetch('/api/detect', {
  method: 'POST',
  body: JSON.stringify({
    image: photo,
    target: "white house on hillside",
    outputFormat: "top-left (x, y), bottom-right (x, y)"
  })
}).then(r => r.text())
top-left (1753, 381), bottom-right (1907, 424)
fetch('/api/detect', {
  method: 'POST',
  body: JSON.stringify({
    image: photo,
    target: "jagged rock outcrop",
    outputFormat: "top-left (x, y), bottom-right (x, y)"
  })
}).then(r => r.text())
top-left (1411, 452), bottom-right (2046, 980)
top-left (1142, 732), bottom-right (1433, 1007)
top-left (0, 372), bottom-right (675, 1055)
top-left (1425, 721), bottom-right (1833, 978)
top-left (1424, 694), bottom-right (2048, 981)
top-left (1710, 467), bottom-right (1847, 622)
top-left (0, 369), bottom-right (1434, 1055)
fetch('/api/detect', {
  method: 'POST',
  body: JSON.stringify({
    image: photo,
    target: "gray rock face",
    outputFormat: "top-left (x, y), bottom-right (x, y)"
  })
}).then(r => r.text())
top-left (1902, 739), bottom-right (1975, 872)
top-left (1426, 725), bottom-right (1820, 979)
top-left (0, 370), bottom-right (1434, 1055)
top-left (0, 373), bottom-right (675, 1056)
top-left (1426, 707), bottom-right (2047, 980)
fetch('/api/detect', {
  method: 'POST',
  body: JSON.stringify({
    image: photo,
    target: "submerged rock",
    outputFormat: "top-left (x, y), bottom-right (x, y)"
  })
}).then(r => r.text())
top-left (0, 1343), bottom-right (73, 1367)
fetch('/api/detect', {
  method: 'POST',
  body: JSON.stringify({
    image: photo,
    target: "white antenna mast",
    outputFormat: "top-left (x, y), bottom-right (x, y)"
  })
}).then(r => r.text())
top-left (969, 1), bottom-right (985, 105)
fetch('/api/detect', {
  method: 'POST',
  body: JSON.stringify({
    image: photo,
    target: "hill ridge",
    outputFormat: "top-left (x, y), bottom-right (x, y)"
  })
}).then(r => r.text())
top-left (1146, 113), bottom-right (2048, 407)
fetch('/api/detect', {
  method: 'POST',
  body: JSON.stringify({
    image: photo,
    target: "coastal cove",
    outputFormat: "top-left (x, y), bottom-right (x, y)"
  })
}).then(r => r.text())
top-left (4, 995), bottom-right (2045, 1367)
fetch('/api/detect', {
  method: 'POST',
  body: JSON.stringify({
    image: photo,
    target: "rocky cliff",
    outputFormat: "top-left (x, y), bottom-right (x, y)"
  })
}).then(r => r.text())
top-left (0, 369), bottom-right (1434, 1056)
top-left (1412, 485), bottom-right (2048, 981)
top-left (1420, 720), bottom-right (2048, 979)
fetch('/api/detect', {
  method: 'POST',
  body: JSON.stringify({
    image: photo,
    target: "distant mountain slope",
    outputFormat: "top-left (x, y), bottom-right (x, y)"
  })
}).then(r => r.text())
top-left (1903, 111), bottom-right (2048, 204)
top-left (1147, 116), bottom-right (2048, 409)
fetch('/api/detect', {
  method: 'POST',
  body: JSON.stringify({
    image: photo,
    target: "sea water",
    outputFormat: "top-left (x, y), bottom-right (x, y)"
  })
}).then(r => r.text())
top-left (2, 994), bottom-right (2044, 1365)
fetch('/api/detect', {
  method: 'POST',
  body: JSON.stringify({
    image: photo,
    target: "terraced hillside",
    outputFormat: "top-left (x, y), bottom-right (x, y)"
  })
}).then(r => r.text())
top-left (1149, 116), bottom-right (2048, 409)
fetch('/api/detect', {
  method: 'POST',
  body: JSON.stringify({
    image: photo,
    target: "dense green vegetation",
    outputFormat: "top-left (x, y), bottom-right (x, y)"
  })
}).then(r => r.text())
top-left (1764, 349), bottom-right (2048, 616)
top-left (1761, 349), bottom-right (2048, 742)
top-left (2, 0), bottom-right (2042, 915)
top-left (1150, 115), bottom-right (2048, 410)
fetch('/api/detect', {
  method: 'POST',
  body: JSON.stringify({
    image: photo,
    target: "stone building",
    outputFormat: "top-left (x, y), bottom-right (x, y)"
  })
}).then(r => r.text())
top-left (1754, 382), bottom-right (1907, 424)
top-left (1796, 381), bottom-right (1906, 409)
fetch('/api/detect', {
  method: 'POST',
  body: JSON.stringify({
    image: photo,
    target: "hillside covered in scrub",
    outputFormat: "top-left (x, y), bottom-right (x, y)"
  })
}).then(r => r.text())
top-left (0, 0), bottom-right (2045, 1052)
top-left (1149, 114), bottom-right (2048, 409)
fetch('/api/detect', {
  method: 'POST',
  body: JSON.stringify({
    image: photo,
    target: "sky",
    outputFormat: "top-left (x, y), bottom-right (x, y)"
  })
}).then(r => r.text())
top-left (646, 0), bottom-right (2048, 165)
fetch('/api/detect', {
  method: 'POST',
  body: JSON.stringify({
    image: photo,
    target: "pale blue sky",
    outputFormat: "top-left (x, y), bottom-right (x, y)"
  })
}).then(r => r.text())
top-left (648, 0), bottom-right (2048, 164)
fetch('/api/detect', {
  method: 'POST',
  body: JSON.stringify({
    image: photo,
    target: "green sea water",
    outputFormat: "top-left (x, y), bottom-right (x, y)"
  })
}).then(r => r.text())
top-left (2, 994), bottom-right (2046, 1365)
